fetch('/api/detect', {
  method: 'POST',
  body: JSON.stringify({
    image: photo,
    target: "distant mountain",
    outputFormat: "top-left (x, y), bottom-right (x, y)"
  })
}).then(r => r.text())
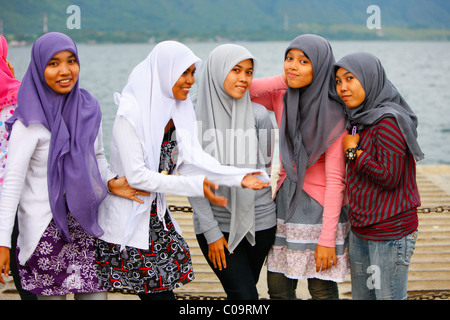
top-left (1, 0), bottom-right (449, 42)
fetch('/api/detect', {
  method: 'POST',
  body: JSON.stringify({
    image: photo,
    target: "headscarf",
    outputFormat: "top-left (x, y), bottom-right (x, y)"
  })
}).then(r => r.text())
top-left (279, 34), bottom-right (347, 222)
top-left (194, 44), bottom-right (258, 252)
top-left (330, 52), bottom-right (424, 162)
top-left (111, 41), bottom-right (268, 250)
top-left (0, 35), bottom-right (21, 109)
top-left (6, 32), bottom-right (107, 242)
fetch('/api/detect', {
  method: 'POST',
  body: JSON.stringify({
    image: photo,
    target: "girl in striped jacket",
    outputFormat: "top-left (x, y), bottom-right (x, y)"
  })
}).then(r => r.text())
top-left (332, 52), bottom-right (424, 300)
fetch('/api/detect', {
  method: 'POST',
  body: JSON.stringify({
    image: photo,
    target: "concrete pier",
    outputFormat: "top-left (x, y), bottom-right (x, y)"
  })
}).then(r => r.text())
top-left (1, 164), bottom-right (449, 300)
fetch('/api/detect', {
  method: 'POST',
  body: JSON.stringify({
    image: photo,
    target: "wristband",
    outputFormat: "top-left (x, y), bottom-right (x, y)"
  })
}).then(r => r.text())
top-left (346, 146), bottom-right (362, 161)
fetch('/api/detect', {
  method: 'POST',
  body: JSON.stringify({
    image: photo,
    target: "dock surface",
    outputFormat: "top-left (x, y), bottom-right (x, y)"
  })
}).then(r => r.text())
top-left (1, 164), bottom-right (449, 300)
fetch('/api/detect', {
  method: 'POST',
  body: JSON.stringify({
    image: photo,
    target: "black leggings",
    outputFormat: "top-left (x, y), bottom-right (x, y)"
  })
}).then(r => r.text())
top-left (196, 226), bottom-right (276, 300)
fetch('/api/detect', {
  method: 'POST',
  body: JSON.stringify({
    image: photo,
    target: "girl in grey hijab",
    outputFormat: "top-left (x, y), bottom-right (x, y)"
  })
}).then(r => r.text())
top-left (262, 35), bottom-right (350, 300)
top-left (331, 52), bottom-right (424, 161)
top-left (189, 44), bottom-right (276, 299)
top-left (332, 52), bottom-right (422, 299)
top-left (280, 35), bottom-right (348, 222)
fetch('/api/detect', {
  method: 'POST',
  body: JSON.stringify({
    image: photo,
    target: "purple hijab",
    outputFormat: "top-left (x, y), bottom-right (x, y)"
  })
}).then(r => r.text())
top-left (6, 32), bottom-right (107, 242)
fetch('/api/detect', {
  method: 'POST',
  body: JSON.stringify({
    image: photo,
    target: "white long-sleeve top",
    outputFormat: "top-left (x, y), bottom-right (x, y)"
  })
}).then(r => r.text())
top-left (0, 121), bottom-right (116, 265)
top-left (97, 117), bottom-right (248, 250)
top-left (98, 117), bottom-right (227, 249)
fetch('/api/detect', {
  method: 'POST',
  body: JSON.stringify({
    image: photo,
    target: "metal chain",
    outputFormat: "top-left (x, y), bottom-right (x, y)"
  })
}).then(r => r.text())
top-left (169, 205), bottom-right (450, 214)
top-left (166, 204), bottom-right (450, 300)
top-left (5, 204), bottom-right (449, 299)
top-left (95, 203), bottom-right (450, 300)
top-left (407, 291), bottom-right (450, 300)
top-left (168, 205), bottom-right (194, 213)
top-left (417, 205), bottom-right (450, 214)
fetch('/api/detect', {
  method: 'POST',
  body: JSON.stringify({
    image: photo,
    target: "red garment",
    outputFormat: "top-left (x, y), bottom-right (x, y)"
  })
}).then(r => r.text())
top-left (347, 118), bottom-right (420, 240)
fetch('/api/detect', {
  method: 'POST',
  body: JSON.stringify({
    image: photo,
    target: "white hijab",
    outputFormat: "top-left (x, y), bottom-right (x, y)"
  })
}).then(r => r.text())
top-left (112, 41), bottom-right (268, 249)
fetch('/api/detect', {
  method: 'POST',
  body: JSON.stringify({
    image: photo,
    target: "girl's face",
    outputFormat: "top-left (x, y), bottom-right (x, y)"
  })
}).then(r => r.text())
top-left (44, 50), bottom-right (79, 94)
top-left (335, 67), bottom-right (366, 109)
top-left (284, 49), bottom-right (313, 88)
top-left (223, 59), bottom-right (253, 99)
top-left (172, 64), bottom-right (196, 100)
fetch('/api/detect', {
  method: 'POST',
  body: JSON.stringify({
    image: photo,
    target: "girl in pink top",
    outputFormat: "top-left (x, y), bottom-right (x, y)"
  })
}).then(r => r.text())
top-left (249, 34), bottom-right (350, 300)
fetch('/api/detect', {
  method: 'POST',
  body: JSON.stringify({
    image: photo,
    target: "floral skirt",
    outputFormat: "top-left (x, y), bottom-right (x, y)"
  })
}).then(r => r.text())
top-left (267, 178), bottom-right (351, 282)
top-left (17, 214), bottom-right (105, 296)
top-left (95, 206), bottom-right (194, 294)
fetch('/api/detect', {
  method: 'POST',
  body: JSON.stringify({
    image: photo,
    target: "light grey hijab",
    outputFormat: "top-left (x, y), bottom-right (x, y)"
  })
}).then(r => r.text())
top-left (280, 34), bottom-right (347, 222)
top-left (194, 44), bottom-right (259, 252)
top-left (331, 52), bottom-right (424, 162)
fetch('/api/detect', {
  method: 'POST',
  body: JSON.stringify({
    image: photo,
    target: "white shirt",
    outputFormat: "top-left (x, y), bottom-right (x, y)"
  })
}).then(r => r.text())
top-left (97, 116), bottom-right (209, 250)
top-left (103, 42), bottom-right (268, 251)
top-left (0, 121), bottom-right (115, 265)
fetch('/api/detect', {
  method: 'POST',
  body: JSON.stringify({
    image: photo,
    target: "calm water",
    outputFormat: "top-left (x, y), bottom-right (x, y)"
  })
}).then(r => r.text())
top-left (8, 41), bottom-right (450, 164)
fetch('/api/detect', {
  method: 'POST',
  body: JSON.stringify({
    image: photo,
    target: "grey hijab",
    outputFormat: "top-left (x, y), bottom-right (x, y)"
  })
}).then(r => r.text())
top-left (280, 34), bottom-right (347, 222)
top-left (331, 52), bottom-right (424, 162)
top-left (194, 44), bottom-right (258, 252)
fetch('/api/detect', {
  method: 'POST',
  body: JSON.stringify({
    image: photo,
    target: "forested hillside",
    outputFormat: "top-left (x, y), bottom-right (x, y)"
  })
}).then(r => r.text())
top-left (1, 0), bottom-right (449, 42)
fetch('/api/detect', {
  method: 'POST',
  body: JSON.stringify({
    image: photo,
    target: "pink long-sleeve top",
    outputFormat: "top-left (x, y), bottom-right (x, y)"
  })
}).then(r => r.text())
top-left (249, 74), bottom-right (348, 247)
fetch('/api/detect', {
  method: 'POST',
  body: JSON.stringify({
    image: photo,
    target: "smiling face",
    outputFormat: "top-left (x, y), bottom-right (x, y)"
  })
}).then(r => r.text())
top-left (335, 67), bottom-right (366, 109)
top-left (284, 48), bottom-right (313, 89)
top-left (172, 64), bottom-right (196, 100)
top-left (223, 59), bottom-right (253, 99)
top-left (44, 50), bottom-right (79, 94)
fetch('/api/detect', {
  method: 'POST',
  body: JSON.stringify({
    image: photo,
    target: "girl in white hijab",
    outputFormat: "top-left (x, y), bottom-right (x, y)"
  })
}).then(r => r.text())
top-left (190, 44), bottom-right (276, 299)
top-left (96, 41), bottom-right (269, 300)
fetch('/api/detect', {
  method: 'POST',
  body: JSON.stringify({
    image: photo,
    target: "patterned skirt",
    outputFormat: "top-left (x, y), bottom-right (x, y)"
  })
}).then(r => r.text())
top-left (267, 178), bottom-right (351, 282)
top-left (17, 214), bottom-right (105, 296)
top-left (95, 204), bottom-right (194, 294)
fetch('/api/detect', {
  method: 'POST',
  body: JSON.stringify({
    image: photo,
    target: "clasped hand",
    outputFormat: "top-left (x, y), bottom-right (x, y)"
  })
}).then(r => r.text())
top-left (203, 172), bottom-right (270, 270)
top-left (108, 176), bottom-right (150, 204)
top-left (343, 133), bottom-right (360, 152)
top-left (203, 172), bottom-right (269, 207)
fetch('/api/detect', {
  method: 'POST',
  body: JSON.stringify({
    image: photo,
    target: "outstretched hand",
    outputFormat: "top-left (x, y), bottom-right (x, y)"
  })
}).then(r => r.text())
top-left (203, 178), bottom-right (228, 207)
top-left (241, 172), bottom-right (270, 190)
top-left (108, 176), bottom-right (150, 204)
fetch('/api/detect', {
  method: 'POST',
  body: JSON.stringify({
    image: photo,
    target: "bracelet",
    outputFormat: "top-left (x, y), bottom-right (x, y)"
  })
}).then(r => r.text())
top-left (346, 146), bottom-right (362, 161)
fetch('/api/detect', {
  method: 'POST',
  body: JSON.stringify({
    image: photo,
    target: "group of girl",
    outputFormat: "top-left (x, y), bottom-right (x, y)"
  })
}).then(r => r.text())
top-left (0, 31), bottom-right (422, 301)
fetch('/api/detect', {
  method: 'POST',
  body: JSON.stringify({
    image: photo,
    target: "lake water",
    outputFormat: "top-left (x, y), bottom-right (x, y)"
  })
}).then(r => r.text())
top-left (8, 40), bottom-right (450, 164)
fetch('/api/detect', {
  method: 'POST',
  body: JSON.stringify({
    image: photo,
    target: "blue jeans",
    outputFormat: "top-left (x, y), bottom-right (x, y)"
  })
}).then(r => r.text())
top-left (348, 229), bottom-right (418, 300)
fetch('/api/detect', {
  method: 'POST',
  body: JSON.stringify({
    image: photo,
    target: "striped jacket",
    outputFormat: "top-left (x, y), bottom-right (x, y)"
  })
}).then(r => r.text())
top-left (347, 117), bottom-right (420, 240)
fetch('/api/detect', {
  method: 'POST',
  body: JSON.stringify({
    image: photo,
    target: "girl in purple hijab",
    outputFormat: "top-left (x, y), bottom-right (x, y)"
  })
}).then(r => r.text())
top-left (0, 32), bottom-right (147, 300)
